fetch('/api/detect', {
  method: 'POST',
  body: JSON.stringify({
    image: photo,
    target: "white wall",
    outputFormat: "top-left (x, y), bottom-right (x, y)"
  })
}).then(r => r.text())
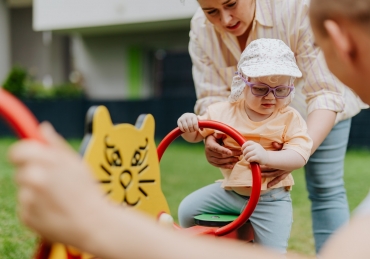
top-left (0, 0), bottom-right (10, 83)
top-left (11, 7), bottom-right (69, 84)
top-left (72, 35), bottom-right (128, 100)
top-left (33, 0), bottom-right (198, 32)
top-left (72, 28), bottom-right (190, 100)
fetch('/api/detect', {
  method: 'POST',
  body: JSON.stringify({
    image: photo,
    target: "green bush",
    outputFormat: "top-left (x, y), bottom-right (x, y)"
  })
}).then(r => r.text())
top-left (2, 66), bottom-right (28, 97)
top-left (25, 82), bottom-right (54, 99)
top-left (52, 83), bottom-right (84, 99)
top-left (25, 82), bottom-right (84, 100)
top-left (2, 66), bottom-right (84, 99)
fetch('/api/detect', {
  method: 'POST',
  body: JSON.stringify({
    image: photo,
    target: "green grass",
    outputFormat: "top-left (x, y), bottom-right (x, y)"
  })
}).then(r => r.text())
top-left (1, 138), bottom-right (370, 257)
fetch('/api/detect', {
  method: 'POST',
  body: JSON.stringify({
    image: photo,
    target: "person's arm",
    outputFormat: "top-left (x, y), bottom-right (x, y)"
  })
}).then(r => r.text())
top-left (244, 111), bottom-right (312, 172)
top-left (189, 13), bottom-right (230, 116)
top-left (8, 123), bottom-right (299, 259)
top-left (265, 150), bottom-right (306, 171)
top-left (319, 215), bottom-right (370, 259)
top-left (9, 123), bottom-right (370, 259)
top-left (190, 21), bottom-right (242, 166)
top-left (177, 113), bottom-right (204, 143)
top-left (306, 109), bottom-right (336, 154)
top-left (295, 2), bottom-right (345, 150)
top-left (242, 141), bottom-right (306, 171)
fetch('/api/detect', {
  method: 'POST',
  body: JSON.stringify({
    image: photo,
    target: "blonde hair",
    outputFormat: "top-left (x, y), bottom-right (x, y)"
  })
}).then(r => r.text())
top-left (310, 0), bottom-right (370, 35)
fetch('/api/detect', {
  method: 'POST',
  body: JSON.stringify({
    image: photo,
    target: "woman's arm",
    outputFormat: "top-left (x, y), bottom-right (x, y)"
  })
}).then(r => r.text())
top-left (294, 1), bottom-right (349, 151)
top-left (189, 15), bottom-right (231, 115)
top-left (306, 109), bottom-right (336, 153)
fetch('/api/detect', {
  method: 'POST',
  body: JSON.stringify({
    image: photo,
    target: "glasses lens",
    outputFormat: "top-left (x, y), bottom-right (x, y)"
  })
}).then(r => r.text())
top-left (275, 87), bottom-right (291, 97)
top-left (251, 85), bottom-right (269, 96)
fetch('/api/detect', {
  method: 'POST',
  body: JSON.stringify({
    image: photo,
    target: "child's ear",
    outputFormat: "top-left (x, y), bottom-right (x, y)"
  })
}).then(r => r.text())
top-left (324, 20), bottom-right (355, 63)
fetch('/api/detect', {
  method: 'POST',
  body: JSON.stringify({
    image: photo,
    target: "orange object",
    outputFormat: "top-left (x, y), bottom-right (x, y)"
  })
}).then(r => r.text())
top-left (0, 89), bottom-right (44, 142)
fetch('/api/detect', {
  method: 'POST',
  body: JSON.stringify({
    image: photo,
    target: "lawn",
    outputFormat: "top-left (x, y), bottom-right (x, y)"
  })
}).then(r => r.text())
top-left (0, 137), bottom-right (370, 258)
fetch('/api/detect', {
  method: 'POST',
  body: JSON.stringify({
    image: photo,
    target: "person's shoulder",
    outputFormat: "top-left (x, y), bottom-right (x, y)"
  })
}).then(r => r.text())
top-left (280, 0), bottom-right (309, 8)
top-left (191, 8), bottom-right (207, 25)
top-left (270, 0), bottom-right (309, 14)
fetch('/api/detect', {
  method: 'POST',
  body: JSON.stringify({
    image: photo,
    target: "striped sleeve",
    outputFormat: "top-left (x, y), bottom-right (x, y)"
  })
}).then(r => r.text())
top-left (294, 2), bottom-right (345, 114)
top-left (189, 13), bottom-right (230, 115)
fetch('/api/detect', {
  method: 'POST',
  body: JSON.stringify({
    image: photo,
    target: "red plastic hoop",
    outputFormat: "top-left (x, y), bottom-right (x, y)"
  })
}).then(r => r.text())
top-left (157, 120), bottom-right (261, 236)
top-left (0, 89), bottom-right (49, 258)
top-left (0, 89), bottom-right (44, 142)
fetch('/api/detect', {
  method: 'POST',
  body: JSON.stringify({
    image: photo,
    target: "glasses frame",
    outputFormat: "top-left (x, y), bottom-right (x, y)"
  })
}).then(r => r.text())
top-left (238, 74), bottom-right (294, 99)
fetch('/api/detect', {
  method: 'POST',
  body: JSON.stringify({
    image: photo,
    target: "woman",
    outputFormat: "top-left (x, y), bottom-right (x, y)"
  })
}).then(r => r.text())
top-left (185, 0), bottom-right (367, 253)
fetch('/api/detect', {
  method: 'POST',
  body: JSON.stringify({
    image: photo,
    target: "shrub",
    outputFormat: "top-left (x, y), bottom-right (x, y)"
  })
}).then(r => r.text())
top-left (2, 66), bottom-right (84, 99)
top-left (2, 66), bottom-right (27, 97)
top-left (52, 83), bottom-right (84, 99)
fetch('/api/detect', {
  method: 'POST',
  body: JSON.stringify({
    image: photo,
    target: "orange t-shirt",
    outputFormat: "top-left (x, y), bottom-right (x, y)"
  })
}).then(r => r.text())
top-left (198, 100), bottom-right (312, 192)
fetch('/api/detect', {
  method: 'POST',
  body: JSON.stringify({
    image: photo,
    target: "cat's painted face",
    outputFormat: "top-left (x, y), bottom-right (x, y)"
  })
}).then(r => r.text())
top-left (81, 106), bottom-right (170, 218)
top-left (44, 107), bottom-right (171, 258)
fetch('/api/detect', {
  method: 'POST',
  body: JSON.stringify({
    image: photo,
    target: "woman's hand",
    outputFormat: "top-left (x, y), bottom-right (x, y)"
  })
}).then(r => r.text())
top-left (204, 134), bottom-right (242, 169)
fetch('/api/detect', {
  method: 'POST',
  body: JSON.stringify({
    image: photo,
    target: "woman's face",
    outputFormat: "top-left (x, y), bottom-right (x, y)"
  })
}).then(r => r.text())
top-left (198, 0), bottom-right (255, 37)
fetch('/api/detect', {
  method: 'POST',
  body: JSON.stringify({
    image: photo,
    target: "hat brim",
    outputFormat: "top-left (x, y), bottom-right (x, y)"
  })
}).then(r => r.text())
top-left (241, 63), bottom-right (302, 78)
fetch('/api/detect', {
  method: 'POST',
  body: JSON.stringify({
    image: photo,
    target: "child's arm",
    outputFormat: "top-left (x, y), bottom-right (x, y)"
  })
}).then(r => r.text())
top-left (177, 113), bottom-right (204, 143)
top-left (242, 141), bottom-right (306, 171)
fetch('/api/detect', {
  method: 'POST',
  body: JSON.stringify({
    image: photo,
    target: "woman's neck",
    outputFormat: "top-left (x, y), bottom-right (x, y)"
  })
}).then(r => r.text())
top-left (237, 33), bottom-right (249, 51)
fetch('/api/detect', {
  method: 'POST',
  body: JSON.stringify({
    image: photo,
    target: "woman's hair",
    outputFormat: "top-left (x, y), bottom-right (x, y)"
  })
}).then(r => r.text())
top-left (310, 0), bottom-right (370, 35)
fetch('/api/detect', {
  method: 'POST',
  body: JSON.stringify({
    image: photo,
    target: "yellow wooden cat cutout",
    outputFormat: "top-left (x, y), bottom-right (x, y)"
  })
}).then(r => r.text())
top-left (41, 105), bottom-right (170, 259)
top-left (82, 105), bottom-right (170, 216)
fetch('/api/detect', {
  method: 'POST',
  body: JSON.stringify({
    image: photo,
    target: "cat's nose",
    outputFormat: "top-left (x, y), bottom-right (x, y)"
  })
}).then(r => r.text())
top-left (120, 170), bottom-right (132, 188)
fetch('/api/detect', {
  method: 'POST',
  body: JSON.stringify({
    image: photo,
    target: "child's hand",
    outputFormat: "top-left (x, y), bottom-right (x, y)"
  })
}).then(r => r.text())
top-left (242, 141), bottom-right (269, 165)
top-left (177, 113), bottom-right (199, 133)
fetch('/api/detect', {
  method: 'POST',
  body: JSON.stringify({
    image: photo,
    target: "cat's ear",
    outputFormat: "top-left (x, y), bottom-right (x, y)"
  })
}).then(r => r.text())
top-left (135, 114), bottom-right (155, 138)
top-left (80, 105), bottom-right (114, 155)
top-left (85, 106), bottom-right (114, 135)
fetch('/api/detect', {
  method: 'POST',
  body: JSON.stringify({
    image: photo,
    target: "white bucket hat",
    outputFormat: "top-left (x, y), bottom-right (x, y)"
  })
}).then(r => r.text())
top-left (229, 38), bottom-right (302, 103)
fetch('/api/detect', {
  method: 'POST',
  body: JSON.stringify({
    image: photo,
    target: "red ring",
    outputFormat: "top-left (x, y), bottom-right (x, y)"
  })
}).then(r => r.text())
top-left (157, 120), bottom-right (261, 236)
top-left (0, 89), bottom-right (44, 142)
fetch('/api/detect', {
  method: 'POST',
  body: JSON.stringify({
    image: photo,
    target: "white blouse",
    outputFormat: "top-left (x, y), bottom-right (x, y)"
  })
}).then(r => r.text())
top-left (189, 0), bottom-right (368, 122)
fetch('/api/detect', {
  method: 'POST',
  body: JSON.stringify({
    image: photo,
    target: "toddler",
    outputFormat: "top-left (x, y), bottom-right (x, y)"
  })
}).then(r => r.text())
top-left (177, 38), bottom-right (313, 253)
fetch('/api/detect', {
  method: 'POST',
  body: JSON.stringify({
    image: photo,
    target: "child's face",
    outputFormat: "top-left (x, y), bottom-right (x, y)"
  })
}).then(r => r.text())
top-left (243, 75), bottom-right (292, 116)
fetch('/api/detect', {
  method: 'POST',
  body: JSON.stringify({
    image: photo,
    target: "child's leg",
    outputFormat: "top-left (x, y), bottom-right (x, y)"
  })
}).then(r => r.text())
top-left (248, 187), bottom-right (293, 253)
top-left (178, 182), bottom-right (246, 227)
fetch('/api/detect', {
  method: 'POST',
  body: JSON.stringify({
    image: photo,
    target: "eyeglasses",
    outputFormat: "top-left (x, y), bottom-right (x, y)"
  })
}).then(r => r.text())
top-left (239, 76), bottom-right (294, 99)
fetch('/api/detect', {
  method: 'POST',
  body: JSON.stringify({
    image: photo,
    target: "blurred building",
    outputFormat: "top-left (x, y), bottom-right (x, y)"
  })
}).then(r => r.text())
top-left (1, 0), bottom-right (198, 99)
top-left (1, 0), bottom-right (70, 87)
top-left (2, 0), bottom-right (369, 148)
top-left (0, 0), bottom-right (200, 138)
